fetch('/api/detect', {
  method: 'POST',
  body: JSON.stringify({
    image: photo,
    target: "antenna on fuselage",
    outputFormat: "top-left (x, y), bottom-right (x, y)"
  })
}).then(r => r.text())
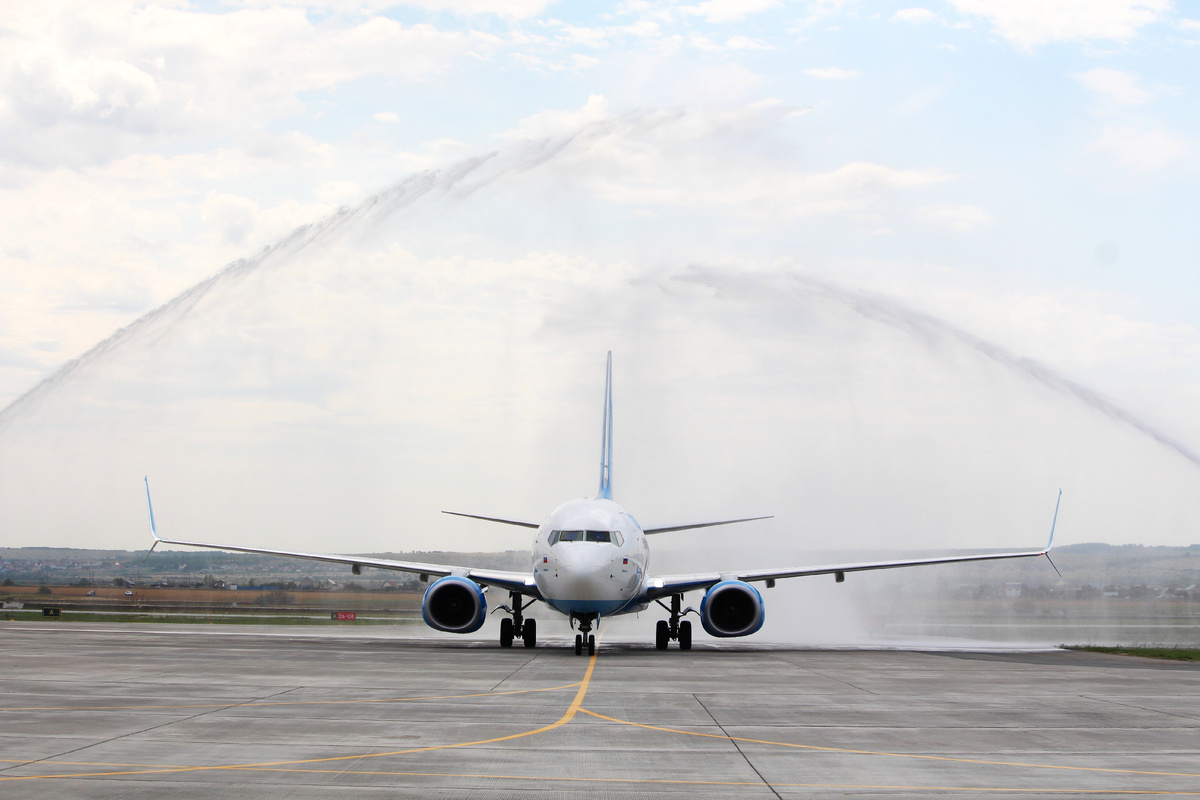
top-left (598, 351), bottom-right (613, 500)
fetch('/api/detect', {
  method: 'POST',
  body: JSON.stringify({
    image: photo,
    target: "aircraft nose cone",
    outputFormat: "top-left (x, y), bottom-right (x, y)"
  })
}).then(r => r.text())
top-left (551, 546), bottom-right (616, 602)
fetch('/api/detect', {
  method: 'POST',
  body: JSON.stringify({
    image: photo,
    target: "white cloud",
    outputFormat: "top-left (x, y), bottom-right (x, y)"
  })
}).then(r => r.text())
top-left (201, 192), bottom-right (262, 246)
top-left (373, 112), bottom-right (400, 122)
top-left (948, 0), bottom-right (1170, 49)
top-left (893, 8), bottom-right (939, 24)
top-left (0, 3), bottom-right (477, 169)
top-left (238, 0), bottom-right (558, 18)
top-left (1076, 68), bottom-right (1157, 105)
top-left (394, 0), bottom-right (557, 17)
top-left (498, 101), bottom-right (948, 222)
top-left (317, 181), bottom-right (363, 204)
top-left (1089, 125), bottom-right (1191, 172)
top-left (803, 67), bottom-right (859, 79)
top-left (790, 0), bottom-right (857, 33)
top-left (725, 35), bottom-right (771, 50)
top-left (1179, 19), bottom-right (1200, 33)
top-left (917, 204), bottom-right (992, 230)
top-left (503, 93), bottom-right (611, 139)
top-left (690, 0), bottom-right (780, 24)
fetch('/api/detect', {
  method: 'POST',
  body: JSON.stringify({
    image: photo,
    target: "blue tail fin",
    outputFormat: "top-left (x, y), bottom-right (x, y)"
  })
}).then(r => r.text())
top-left (598, 351), bottom-right (613, 500)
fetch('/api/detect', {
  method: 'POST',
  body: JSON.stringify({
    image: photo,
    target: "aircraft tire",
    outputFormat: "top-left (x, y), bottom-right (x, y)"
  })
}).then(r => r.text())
top-left (655, 620), bottom-right (669, 650)
top-left (522, 618), bottom-right (537, 648)
top-left (574, 634), bottom-right (583, 656)
top-left (678, 620), bottom-right (692, 650)
top-left (587, 634), bottom-right (595, 656)
top-left (499, 617), bottom-right (513, 648)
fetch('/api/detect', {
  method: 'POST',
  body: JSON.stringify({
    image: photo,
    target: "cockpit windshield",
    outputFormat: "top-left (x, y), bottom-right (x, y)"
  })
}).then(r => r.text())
top-left (550, 530), bottom-right (617, 545)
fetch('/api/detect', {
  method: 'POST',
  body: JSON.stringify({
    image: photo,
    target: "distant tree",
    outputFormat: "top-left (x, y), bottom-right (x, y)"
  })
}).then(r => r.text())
top-left (37, 585), bottom-right (52, 595)
top-left (1, 578), bottom-right (13, 587)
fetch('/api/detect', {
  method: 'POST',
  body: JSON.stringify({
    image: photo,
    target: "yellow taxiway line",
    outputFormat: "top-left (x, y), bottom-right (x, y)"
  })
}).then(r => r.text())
top-left (4, 643), bottom-right (1196, 796)
top-left (0, 649), bottom-right (597, 782)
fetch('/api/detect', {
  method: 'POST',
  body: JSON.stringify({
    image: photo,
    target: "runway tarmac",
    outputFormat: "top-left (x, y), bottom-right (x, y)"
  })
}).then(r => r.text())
top-left (2, 623), bottom-right (1197, 798)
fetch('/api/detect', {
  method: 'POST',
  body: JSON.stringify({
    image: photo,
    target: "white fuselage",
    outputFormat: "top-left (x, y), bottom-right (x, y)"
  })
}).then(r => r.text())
top-left (532, 497), bottom-right (649, 617)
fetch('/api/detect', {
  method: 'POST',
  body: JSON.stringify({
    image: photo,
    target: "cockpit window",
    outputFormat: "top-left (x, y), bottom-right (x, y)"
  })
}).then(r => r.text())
top-left (550, 530), bottom-right (612, 544)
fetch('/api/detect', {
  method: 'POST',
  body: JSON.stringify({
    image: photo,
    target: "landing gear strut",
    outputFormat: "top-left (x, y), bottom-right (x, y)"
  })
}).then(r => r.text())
top-left (497, 591), bottom-right (537, 649)
top-left (571, 613), bottom-right (597, 656)
top-left (655, 593), bottom-right (693, 651)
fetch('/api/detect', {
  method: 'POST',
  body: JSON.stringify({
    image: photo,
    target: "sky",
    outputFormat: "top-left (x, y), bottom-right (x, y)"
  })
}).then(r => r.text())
top-left (1, 0), bottom-right (1198, 559)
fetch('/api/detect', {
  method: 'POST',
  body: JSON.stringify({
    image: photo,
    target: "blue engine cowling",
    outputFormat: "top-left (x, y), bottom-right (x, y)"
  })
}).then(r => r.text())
top-left (421, 576), bottom-right (487, 634)
top-left (700, 580), bottom-right (764, 638)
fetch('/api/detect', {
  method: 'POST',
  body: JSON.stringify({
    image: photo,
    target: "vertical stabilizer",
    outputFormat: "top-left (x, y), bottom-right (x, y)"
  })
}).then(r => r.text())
top-left (598, 351), bottom-right (613, 500)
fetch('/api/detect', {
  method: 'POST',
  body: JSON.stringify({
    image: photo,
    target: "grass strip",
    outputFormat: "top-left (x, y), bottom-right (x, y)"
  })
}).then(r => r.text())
top-left (1065, 645), bottom-right (1200, 662)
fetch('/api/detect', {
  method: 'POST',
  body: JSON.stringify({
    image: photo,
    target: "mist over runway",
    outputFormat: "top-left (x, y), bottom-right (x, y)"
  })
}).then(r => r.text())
top-left (2, 110), bottom-right (1199, 572)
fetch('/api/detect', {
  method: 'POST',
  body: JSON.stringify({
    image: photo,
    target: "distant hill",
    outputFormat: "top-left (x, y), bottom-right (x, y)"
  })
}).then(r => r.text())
top-left (4, 544), bottom-right (1199, 593)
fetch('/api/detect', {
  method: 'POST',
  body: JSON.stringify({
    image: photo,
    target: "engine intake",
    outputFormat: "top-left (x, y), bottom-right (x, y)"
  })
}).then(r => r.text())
top-left (421, 576), bottom-right (487, 633)
top-left (700, 580), bottom-right (764, 638)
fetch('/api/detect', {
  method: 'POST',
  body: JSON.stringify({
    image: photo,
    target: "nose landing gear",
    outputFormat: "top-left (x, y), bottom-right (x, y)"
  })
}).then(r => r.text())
top-left (497, 591), bottom-right (537, 648)
top-left (570, 613), bottom-right (598, 656)
top-left (655, 593), bottom-right (694, 650)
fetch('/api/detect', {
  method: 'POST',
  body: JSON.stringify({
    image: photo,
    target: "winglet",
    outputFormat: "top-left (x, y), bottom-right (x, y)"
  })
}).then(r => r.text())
top-left (1043, 489), bottom-right (1062, 576)
top-left (598, 351), bottom-right (613, 500)
top-left (145, 476), bottom-right (161, 543)
top-left (1045, 488), bottom-right (1062, 553)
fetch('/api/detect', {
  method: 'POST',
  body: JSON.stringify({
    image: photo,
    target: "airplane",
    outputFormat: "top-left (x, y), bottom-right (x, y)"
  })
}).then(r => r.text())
top-left (146, 352), bottom-right (1060, 656)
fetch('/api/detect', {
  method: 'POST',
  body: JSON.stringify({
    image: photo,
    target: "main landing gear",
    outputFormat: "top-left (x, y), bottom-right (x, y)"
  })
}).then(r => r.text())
top-left (571, 613), bottom-right (597, 656)
top-left (655, 593), bottom-right (693, 651)
top-left (497, 591), bottom-right (537, 649)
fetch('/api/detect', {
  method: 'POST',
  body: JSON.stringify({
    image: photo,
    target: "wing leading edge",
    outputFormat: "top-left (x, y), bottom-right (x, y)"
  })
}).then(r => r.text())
top-left (640, 491), bottom-right (1062, 602)
top-left (144, 479), bottom-right (539, 597)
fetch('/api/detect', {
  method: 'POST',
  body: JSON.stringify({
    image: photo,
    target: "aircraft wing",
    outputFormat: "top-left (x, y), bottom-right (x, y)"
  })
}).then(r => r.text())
top-left (642, 516), bottom-right (772, 534)
top-left (151, 532), bottom-right (539, 596)
top-left (639, 544), bottom-right (1054, 602)
top-left (145, 479), bottom-right (538, 597)
top-left (639, 490), bottom-right (1062, 602)
top-left (150, 532), bottom-right (540, 597)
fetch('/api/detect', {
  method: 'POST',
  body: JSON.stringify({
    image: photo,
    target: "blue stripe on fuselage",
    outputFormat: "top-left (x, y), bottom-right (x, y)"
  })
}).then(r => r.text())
top-left (544, 597), bottom-right (632, 616)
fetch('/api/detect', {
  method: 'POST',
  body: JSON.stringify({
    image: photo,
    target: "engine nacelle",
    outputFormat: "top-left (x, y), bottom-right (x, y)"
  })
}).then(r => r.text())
top-left (700, 580), bottom-right (764, 638)
top-left (421, 576), bottom-right (487, 634)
